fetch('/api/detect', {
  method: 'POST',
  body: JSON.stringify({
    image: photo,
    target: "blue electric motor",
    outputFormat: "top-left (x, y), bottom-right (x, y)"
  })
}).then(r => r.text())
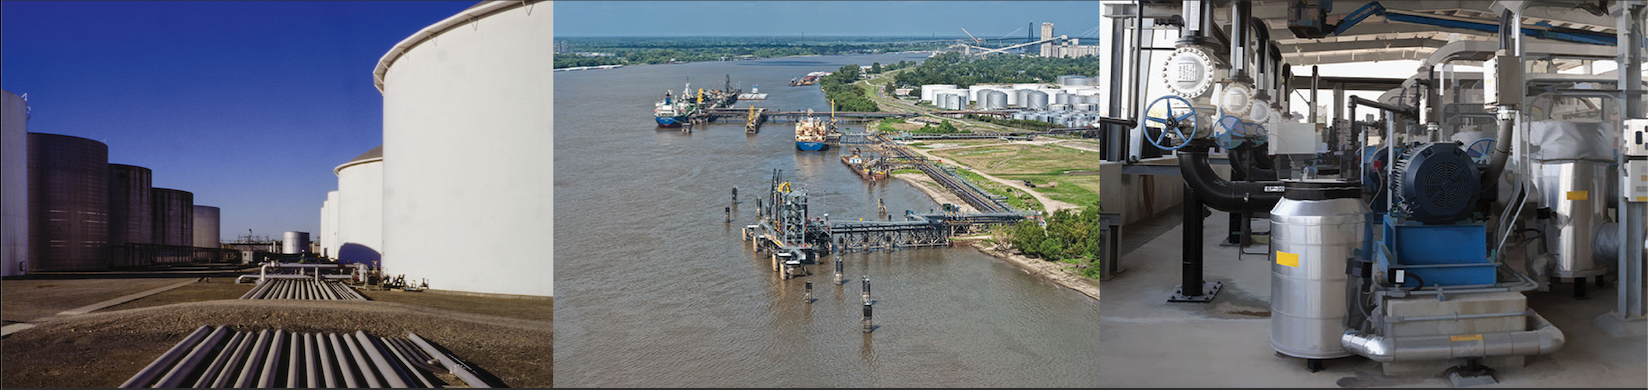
top-left (1390, 142), bottom-right (1480, 224)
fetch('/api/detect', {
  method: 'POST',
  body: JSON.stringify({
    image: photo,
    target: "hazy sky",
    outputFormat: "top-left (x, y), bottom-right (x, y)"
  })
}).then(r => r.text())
top-left (2, 1), bottom-right (475, 241)
top-left (555, 1), bottom-right (1105, 38)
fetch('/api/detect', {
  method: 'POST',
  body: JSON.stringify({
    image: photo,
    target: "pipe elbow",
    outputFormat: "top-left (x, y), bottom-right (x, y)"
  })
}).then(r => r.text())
top-left (1529, 310), bottom-right (1566, 355)
top-left (1341, 330), bottom-right (1396, 363)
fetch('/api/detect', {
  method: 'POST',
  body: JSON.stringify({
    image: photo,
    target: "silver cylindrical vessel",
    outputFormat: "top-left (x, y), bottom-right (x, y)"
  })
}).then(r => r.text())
top-left (1270, 182), bottom-right (1367, 359)
top-left (283, 231), bottom-right (311, 254)
top-left (1535, 160), bottom-right (1611, 278)
top-left (1027, 91), bottom-right (1049, 110)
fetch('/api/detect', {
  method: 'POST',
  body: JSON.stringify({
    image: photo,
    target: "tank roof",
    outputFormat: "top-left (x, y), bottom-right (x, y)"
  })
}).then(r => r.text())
top-left (372, 0), bottom-right (540, 93)
top-left (335, 145), bottom-right (384, 175)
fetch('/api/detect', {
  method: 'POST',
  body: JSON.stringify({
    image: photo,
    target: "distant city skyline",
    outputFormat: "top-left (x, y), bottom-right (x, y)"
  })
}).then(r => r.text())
top-left (555, 1), bottom-right (1104, 38)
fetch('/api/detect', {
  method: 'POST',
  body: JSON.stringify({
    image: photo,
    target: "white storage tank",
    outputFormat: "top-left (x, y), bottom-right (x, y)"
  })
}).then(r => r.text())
top-left (319, 196), bottom-right (331, 257)
top-left (1, 90), bottom-right (27, 276)
top-left (283, 231), bottom-right (310, 254)
top-left (375, 0), bottom-right (550, 297)
top-left (984, 91), bottom-right (1009, 110)
top-left (334, 146), bottom-right (383, 265)
top-left (1027, 91), bottom-right (1050, 110)
top-left (920, 84), bottom-right (957, 103)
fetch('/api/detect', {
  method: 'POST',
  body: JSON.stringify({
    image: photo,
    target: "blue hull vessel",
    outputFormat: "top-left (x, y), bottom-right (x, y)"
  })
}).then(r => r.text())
top-left (796, 141), bottom-right (828, 151)
top-left (656, 116), bottom-right (686, 127)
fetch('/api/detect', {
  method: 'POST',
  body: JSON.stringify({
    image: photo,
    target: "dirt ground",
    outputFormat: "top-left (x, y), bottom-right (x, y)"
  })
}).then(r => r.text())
top-left (359, 289), bottom-right (552, 322)
top-left (1, 278), bottom-right (195, 324)
top-left (0, 299), bottom-right (552, 388)
top-left (97, 277), bottom-right (254, 312)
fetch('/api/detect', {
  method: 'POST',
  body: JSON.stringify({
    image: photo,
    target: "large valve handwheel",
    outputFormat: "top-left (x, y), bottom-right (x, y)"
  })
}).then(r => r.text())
top-left (1144, 95), bottom-right (1200, 150)
top-left (1465, 138), bottom-right (1495, 165)
top-left (1213, 115), bottom-right (1246, 149)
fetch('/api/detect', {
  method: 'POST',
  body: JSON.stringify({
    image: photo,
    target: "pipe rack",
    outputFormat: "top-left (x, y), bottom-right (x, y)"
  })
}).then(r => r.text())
top-left (121, 327), bottom-right (488, 388)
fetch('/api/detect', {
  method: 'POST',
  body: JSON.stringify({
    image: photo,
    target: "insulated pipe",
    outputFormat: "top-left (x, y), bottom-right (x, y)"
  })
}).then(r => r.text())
top-left (120, 325), bottom-right (212, 388)
top-left (355, 331), bottom-right (411, 388)
top-left (154, 326), bottom-right (231, 388)
top-left (318, 333), bottom-right (339, 388)
top-left (383, 337), bottom-right (438, 388)
top-left (409, 332), bottom-right (490, 388)
top-left (258, 330), bottom-right (286, 388)
top-left (193, 331), bottom-right (245, 388)
top-left (211, 329), bottom-right (257, 388)
top-left (328, 333), bottom-right (360, 388)
top-left (1482, 107), bottom-right (1517, 188)
top-left (1341, 309), bottom-right (1564, 362)
top-left (235, 329), bottom-right (271, 388)
top-left (344, 333), bottom-right (384, 388)
top-left (1177, 142), bottom-right (1284, 213)
top-left (285, 330), bottom-right (301, 387)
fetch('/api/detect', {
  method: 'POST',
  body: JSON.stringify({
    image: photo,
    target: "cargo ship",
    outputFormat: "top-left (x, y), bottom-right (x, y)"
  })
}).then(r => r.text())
top-left (789, 71), bottom-right (832, 86)
top-left (654, 82), bottom-right (697, 127)
top-left (795, 110), bottom-right (830, 151)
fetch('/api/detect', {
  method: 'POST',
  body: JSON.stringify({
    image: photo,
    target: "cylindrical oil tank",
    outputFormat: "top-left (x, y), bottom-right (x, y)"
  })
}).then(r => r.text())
top-left (150, 188), bottom-right (193, 247)
top-left (1085, 95), bottom-right (1103, 104)
top-left (1014, 89), bottom-right (1032, 107)
top-left (1003, 88), bottom-right (1021, 106)
top-left (28, 133), bottom-right (110, 271)
top-left (283, 231), bottom-right (310, 254)
top-left (1270, 181), bottom-right (1367, 360)
top-left (377, 0), bottom-right (550, 297)
top-left (325, 190), bottom-right (340, 257)
top-left (1536, 161), bottom-right (1611, 278)
top-left (2, 90), bottom-right (27, 276)
top-left (319, 197), bottom-right (331, 257)
top-left (1061, 76), bottom-right (1094, 87)
top-left (108, 164), bottom-right (153, 248)
top-left (1027, 91), bottom-right (1049, 110)
top-left (1053, 92), bottom-right (1070, 104)
top-left (920, 84), bottom-right (956, 102)
top-left (335, 146), bottom-right (384, 265)
top-left (192, 205), bottom-right (220, 261)
top-left (984, 91), bottom-right (1008, 110)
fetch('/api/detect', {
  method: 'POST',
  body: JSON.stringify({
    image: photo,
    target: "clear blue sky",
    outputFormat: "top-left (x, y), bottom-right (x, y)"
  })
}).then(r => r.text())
top-left (2, 1), bottom-right (476, 241)
top-left (556, 1), bottom-right (1104, 38)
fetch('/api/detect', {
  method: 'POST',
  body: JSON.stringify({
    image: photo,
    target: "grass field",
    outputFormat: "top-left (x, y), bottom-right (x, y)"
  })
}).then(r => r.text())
top-left (931, 143), bottom-right (1103, 208)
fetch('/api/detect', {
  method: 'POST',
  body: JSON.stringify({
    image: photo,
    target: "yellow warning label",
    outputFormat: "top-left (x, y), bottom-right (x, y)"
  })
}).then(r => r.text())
top-left (1567, 191), bottom-right (1589, 200)
top-left (1639, 196), bottom-right (1648, 202)
top-left (1276, 251), bottom-right (1299, 268)
top-left (1450, 334), bottom-right (1484, 342)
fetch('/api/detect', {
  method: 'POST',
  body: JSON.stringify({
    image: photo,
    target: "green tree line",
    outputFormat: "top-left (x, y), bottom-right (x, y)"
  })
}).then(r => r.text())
top-left (1001, 207), bottom-right (1109, 279)
top-left (818, 64), bottom-right (879, 112)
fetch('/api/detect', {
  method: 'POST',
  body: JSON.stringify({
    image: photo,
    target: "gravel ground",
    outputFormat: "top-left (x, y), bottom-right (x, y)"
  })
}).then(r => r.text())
top-left (1, 278), bottom-right (195, 324)
top-left (1, 299), bottom-right (552, 388)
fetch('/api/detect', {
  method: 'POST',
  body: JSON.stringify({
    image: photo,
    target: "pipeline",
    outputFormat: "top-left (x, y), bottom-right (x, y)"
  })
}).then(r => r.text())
top-left (241, 279), bottom-right (368, 300)
top-left (1177, 141), bottom-right (1284, 213)
top-left (1340, 309), bottom-right (1564, 362)
top-left (122, 326), bottom-right (488, 388)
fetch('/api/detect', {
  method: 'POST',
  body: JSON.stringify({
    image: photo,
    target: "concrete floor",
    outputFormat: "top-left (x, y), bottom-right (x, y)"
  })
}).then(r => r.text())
top-left (1099, 209), bottom-right (1648, 388)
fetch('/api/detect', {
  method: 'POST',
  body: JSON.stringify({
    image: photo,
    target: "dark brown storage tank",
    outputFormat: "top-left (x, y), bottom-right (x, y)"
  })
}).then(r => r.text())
top-left (150, 188), bottom-right (194, 247)
top-left (28, 133), bottom-right (110, 271)
top-left (108, 164), bottom-right (153, 247)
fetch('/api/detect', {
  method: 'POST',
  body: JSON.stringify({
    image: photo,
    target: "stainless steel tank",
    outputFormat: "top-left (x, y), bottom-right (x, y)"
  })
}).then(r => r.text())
top-left (283, 231), bottom-right (310, 254)
top-left (1027, 91), bottom-right (1049, 110)
top-left (1536, 161), bottom-right (1611, 278)
top-left (28, 133), bottom-right (110, 271)
top-left (1014, 89), bottom-right (1032, 107)
top-left (1053, 92), bottom-right (1070, 104)
top-left (1270, 181), bottom-right (1367, 359)
top-left (108, 164), bottom-right (153, 247)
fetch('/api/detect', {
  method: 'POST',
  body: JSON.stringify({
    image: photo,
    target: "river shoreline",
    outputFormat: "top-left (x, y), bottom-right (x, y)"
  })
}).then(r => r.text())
top-left (889, 173), bottom-right (1100, 303)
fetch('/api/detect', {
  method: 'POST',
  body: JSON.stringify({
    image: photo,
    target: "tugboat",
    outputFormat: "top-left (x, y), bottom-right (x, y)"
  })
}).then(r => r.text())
top-left (654, 81), bottom-right (697, 127)
top-left (795, 109), bottom-right (829, 151)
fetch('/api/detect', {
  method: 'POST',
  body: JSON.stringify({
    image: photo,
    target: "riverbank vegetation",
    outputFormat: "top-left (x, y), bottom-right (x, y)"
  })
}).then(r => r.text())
top-left (553, 37), bottom-right (946, 68)
top-left (1000, 207), bottom-right (1109, 279)
top-left (819, 65), bottom-right (880, 112)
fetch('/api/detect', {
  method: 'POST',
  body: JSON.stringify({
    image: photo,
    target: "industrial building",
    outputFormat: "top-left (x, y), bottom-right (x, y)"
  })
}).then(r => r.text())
top-left (316, 0), bottom-right (550, 297)
top-left (1093, 0), bottom-right (1645, 387)
top-left (1040, 22), bottom-right (1102, 58)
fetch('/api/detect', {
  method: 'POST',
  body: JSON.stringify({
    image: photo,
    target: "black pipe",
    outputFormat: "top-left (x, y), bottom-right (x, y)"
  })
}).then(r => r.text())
top-left (1183, 182), bottom-right (1206, 295)
top-left (1349, 95), bottom-right (1418, 119)
top-left (1177, 141), bottom-right (1284, 213)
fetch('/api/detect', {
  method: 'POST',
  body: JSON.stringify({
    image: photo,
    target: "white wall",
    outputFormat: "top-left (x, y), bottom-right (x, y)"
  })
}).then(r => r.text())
top-left (336, 160), bottom-right (382, 265)
top-left (380, 2), bottom-right (552, 297)
top-left (323, 191), bottom-right (339, 258)
top-left (1, 90), bottom-right (26, 276)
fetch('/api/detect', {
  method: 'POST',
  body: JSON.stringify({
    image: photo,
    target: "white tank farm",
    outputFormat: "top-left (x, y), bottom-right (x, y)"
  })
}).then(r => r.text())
top-left (920, 84), bottom-right (957, 103)
top-left (1, 90), bottom-right (27, 276)
top-left (375, 0), bottom-right (551, 297)
top-left (319, 195), bottom-right (332, 257)
top-left (325, 191), bottom-right (340, 258)
top-left (283, 231), bottom-right (310, 254)
top-left (334, 146), bottom-right (383, 265)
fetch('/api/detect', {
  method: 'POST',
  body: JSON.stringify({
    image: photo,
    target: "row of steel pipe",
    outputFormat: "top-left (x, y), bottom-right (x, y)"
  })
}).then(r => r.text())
top-left (121, 326), bottom-right (483, 388)
top-left (240, 279), bottom-right (368, 300)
